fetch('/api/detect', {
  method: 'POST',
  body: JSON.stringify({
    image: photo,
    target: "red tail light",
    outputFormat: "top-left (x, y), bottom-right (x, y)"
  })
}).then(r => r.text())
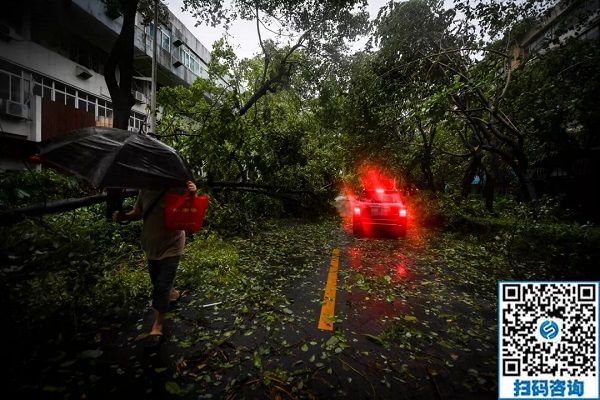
top-left (399, 208), bottom-right (407, 217)
top-left (354, 207), bottom-right (361, 215)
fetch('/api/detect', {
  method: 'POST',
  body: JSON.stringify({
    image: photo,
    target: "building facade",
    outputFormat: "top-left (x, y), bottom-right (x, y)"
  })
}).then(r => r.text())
top-left (1, 0), bottom-right (214, 169)
top-left (512, 0), bottom-right (600, 69)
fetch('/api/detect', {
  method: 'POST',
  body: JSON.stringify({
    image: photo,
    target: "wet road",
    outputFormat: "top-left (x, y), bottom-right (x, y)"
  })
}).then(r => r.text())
top-left (17, 211), bottom-right (499, 399)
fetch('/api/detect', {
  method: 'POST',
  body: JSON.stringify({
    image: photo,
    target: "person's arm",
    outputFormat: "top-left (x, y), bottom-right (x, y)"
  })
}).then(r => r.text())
top-left (186, 181), bottom-right (197, 193)
top-left (112, 195), bottom-right (143, 222)
top-left (112, 208), bottom-right (142, 222)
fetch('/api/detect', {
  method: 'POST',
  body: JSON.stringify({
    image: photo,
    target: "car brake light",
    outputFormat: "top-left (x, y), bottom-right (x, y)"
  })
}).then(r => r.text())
top-left (399, 208), bottom-right (407, 217)
top-left (354, 207), bottom-right (361, 215)
top-left (376, 188), bottom-right (384, 194)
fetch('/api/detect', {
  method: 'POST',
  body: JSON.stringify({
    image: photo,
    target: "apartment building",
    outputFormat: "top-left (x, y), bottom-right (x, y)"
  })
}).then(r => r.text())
top-left (511, 0), bottom-right (600, 69)
top-left (0, 0), bottom-right (214, 169)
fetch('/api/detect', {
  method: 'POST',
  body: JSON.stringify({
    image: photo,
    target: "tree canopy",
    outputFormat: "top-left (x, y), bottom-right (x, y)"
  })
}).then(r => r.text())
top-left (99, 0), bottom-right (600, 218)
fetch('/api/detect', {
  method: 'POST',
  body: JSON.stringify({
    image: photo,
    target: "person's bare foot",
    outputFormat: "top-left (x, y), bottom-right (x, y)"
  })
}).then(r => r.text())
top-left (170, 288), bottom-right (181, 302)
top-left (170, 288), bottom-right (189, 303)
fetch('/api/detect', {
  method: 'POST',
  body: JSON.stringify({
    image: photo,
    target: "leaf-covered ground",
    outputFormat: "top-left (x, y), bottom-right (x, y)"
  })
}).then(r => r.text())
top-left (5, 215), bottom-right (590, 399)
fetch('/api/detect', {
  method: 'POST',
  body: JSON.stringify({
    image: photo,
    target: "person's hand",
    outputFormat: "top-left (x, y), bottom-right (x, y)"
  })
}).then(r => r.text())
top-left (186, 181), bottom-right (197, 193)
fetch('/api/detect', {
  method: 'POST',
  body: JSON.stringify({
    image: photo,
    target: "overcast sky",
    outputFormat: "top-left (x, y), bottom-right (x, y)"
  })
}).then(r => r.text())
top-left (166, 0), bottom-right (394, 59)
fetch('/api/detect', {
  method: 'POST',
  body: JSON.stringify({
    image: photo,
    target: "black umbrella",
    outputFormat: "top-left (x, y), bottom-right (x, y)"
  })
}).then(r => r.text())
top-left (36, 126), bottom-right (193, 190)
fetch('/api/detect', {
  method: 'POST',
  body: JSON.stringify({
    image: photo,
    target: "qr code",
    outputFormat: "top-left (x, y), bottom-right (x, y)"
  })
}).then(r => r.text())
top-left (499, 282), bottom-right (599, 399)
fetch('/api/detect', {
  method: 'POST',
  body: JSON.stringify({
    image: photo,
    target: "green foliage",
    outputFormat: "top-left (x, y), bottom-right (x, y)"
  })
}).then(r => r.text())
top-left (507, 39), bottom-right (600, 162)
top-left (0, 169), bottom-right (95, 209)
top-left (409, 192), bottom-right (599, 279)
top-left (177, 232), bottom-right (239, 291)
top-left (0, 208), bottom-right (142, 325)
top-left (157, 40), bottom-right (344, 231)
top-left (0, 202), bottom-right (241, 343)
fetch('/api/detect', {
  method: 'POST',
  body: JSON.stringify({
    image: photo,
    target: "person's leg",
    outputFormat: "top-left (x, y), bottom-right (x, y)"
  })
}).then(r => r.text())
top-left (148, 256), bottom-right (180, 335)
top-left (150, 309), bottom-right (165, 336)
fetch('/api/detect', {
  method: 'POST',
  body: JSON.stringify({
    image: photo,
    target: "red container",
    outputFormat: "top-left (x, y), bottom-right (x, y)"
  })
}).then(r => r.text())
top-left (164, 193), bottom-right (209, 233)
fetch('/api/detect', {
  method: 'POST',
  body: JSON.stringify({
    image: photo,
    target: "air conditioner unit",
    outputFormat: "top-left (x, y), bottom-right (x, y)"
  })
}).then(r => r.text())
top-left (133, 91), bottom-right (147, 103)
top-left (172, 53), bottom-right (183, 68)
top-left (75, 65), bottom-right (93, 80)
top-left (173, 29), bottom-right (183, 47)
top-left (0, 99), bottom-right (29, 119)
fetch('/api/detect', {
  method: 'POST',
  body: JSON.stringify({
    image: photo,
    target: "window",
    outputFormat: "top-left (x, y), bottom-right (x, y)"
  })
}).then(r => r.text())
top-left (0, 69), bottom-right (32, 104)
top-left (161, 29), bottom-right (171, 50)
top-left (98, 99), bottom-right (110, 118)
top-left (148, 24), bottom-right (171, 51)
top-left (11, 76), bottom-right (21, 102)
top-left (54, 82), bottom-right (67, 105)
top-left (128, 111), bottom-right (147, 132)
top-left (3, 62), bottom-right (148, 129)
top-left (180, 46), bottom-right (202, 75)
top-left (66, 94), bottom-right (75, 108)
top-left (0, 72), bottom-right (9, 100)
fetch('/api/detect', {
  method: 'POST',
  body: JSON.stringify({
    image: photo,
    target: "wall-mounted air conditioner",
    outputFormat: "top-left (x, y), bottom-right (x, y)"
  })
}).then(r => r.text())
top-left (75, 65), bottom-right (93, 80)
top-left (0, 99), bottom-right (29, 119)
top-left (133, 91), bottom-right (147, 104)
top-left (172, 53), bottom-right (183, 68)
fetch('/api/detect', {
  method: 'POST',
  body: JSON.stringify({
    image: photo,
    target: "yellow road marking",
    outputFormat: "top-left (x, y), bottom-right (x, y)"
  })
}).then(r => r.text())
top-left (318, 248), bottom-right (341, 331)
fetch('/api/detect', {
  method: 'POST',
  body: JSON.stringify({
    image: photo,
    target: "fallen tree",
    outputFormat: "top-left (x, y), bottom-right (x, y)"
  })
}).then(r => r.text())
top-left (0, 189), bottom-right (139, 226)
top-left (0, 181), bottom-right (320, 226)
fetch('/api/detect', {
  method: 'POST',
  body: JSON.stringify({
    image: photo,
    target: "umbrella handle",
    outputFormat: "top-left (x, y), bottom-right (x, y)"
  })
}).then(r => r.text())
top-left (106, 188), bottom-right (127, 221)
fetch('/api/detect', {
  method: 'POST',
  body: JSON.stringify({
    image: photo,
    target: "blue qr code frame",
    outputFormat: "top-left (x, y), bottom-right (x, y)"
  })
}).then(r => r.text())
top-left (498, 281), bottom-right (600, 400)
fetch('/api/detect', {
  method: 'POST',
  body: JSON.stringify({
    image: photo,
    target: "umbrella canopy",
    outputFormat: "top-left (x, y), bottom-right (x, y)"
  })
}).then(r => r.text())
top-left (37, 127), bottom-right (193, 190)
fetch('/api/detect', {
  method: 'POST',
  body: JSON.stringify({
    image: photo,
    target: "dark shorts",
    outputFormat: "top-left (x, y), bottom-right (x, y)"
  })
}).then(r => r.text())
top-left (147, 256), bottom-right (180, 313)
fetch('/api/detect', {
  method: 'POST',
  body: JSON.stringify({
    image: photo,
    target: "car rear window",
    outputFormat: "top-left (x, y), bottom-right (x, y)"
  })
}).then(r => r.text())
top-left (360, 190), bottom-right (402, 203)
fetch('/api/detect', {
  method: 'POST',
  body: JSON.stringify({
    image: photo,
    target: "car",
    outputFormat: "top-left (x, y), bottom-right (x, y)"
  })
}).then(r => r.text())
top-left (352, 188), bottom-right (408, 238)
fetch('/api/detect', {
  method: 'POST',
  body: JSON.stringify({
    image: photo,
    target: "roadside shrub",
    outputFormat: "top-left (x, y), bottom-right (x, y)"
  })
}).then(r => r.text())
top-left (1, 200), bottom-right (245, 342)
top-left (409, 191), bottom-right (599, 279)
top-left (407, 192), bottom-right (487, 228)
top-left (0, 207), bottom-right (143, 327)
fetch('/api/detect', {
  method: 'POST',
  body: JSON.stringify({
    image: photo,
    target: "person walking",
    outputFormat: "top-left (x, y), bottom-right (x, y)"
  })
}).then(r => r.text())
top-left (113, 180), bottom-right (197, 345)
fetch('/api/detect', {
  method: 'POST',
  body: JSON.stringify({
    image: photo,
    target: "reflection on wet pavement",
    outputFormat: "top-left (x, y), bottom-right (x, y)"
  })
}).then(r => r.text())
top-left (333, 196), bottom-right (497, 398)
top-left (15, 214), bottom-right (498, 399)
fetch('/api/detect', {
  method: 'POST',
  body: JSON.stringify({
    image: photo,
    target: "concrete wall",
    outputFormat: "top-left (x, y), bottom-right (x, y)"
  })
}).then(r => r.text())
top-left (136, 9), bottom-right (212, 83)
top-left (72, 0), bottom-right (123, 35)
top-left (1, 41), bottom-right (111, 101)
top-left (0, 0), bottom-right (216, 161)
top-left (69, 0), bottom-right (213, 84)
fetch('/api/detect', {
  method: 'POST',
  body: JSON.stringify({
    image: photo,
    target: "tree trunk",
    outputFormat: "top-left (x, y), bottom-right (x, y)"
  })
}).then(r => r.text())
top-left (0, 190), bottom-right (139, 226)
top-left (483, 153), bottom-right (499, 212)
top-left (521, 172), bottom-right (537, 202)
top-left (483, 171), bottom-right (495, 212)
top-left (105, 0), bottom-right (139, 129)
top-left (420, 155), bottom-right (435, 191)
top-left (461, 155), bottom-right (479, 197)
